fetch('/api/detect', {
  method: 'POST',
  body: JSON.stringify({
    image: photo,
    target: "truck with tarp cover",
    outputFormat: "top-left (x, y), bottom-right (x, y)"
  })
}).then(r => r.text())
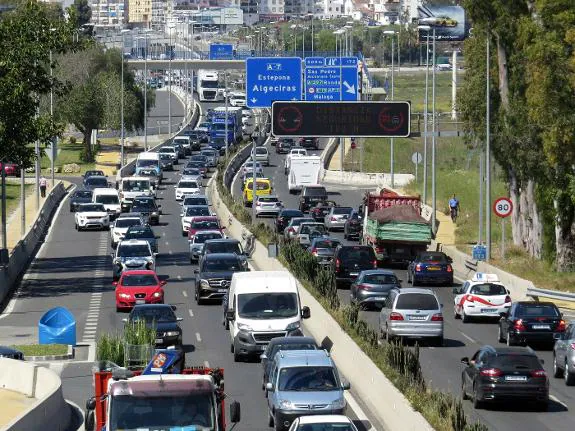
top-left (362, 189), bottom-right (432, 266)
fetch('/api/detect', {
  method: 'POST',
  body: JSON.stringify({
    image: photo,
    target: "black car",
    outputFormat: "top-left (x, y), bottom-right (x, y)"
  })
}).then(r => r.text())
top-left (83, 170), bottom-right (106, 179)
top-left (69, 189), bottom-right (93, 212)
top-left (172, 142), bottom-right (185, 158)
top-left (299, 186), bottom-right (328, 213)
top-left (185, 161), bottom-right (207, 177)
top-left (344, 211), bottom-right (363, 240)
top-left (159, 153), bottom-right (174, 171)
top-left (498, 302), bottom-right (565, 348)
top-left (124, 225), bottom-right (158, 254)
top-left (275, 209), bottom-right (304, 233)
top-left (125, 304), bottom-right (183, 349)
top-left (260, 336), bottom-right (318, 389)
top-left (199, 239), bottom-right (248, 269)
top-left (194, 253), bottom-right (248, 304)
top-left (332, 245), bottom-right (377, 286)
top-left (461, 345), bottom-right (549, 410)
top-left (83, 175), bottom-right (109, 190)
top-left (183, 130), bottom-right (209, 151)
top-left (0, 345), bottom-right (24, 360)
top-left (130, 196), bottom-right (161, 225)
top-left (276, 138), bottom-right (294, 154)
top-left (309, 200), bottom-right (337, 222)
top-left (298, 137), bottom-right (319, 150)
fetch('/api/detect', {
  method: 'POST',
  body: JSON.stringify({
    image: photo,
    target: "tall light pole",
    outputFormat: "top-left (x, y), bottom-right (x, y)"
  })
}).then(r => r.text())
top-left (142, 30), bottom-right (151, 150)
top-left (418, 25), bottom-right (431, 205)
top-left (308, 13), bottom-right (314, 55)
top-left (224, 71), bottom-right (229, 159)
top-left (168, 23), bottom-right (175, 136)
top-left (346, 21), bottom-right (353, 56)
top-left (431, 26), bottom-right (437, 234)
top-left (486, 33), bottom-right (491, 259)
top-left (120, 29), bottom-right (129, 168)
top-left (384, 30), bottom-right (396, 188)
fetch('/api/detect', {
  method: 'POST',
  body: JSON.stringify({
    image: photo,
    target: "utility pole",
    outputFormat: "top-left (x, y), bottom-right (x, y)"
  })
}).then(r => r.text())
top-left (423, 29), bottom-right (430, 205)
top-left (168, 29), bottom-right (172, 135)
top-left (49, 49), bottom-right (55, 188)
top-left (431, 27), bottom-right (437, 235)
top-left (486, 35), bottom-right (491, 259)
top-left (144, 32), bottom-right (149, 150)
top-left (224, 71), bottom-right (229, 159)
top-left (390, 36), bottom-right (395, 188)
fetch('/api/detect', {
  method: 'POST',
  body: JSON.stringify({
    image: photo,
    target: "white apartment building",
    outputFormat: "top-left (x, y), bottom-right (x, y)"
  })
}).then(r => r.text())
top-left (259, 0), bottom-right (285, 20)
top-left (315, 0), bottom-right (345, 19)
top-left (368, 0), bottom-right (421, 25)
top-left (89, 0), bottom-right (126, 27)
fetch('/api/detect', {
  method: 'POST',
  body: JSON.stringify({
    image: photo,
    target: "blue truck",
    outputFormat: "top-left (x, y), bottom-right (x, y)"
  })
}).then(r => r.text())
top-left (208, 108), bottom-right (243, 149)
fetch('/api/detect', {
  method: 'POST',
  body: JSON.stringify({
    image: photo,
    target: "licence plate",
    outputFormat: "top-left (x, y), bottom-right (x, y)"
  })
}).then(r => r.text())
top-left (481, 308), bottom-right (496, 313)
top-left (409, 315), bottom-right (426, 321)
top-left (350, 272), bottom-right (359, 276)
top-left (135, 300), bottom-right (146, 304)
top-left (505, 375), bottom-right (527, 382)
top-left (218, 289), bottom-right (227, 293)
top-left (155, 338), bottom-right (163, 344)
top-left (533, 324), bottom-right (550, 330)
top-left (427, 266), bottom-right (441, 271)
top-left (374, 297), bottom-right (387, 301)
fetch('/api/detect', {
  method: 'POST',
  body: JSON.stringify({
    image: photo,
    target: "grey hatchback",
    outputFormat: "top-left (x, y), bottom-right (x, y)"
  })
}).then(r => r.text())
top-left (350, 270), bottom-right (401, 309)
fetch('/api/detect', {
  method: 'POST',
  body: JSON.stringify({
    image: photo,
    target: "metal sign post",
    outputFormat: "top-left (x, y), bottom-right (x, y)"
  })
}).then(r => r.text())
top-left (411, 152), bottom-right (422, 184)
top-left (493, 197), bottom-right (513, 260)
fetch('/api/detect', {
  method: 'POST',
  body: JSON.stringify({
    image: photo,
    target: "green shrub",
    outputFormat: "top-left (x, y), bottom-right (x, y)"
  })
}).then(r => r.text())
top-left (96, 332), bottom-right (125, 366)
top-left (123, 319), bottom-right (156, 346)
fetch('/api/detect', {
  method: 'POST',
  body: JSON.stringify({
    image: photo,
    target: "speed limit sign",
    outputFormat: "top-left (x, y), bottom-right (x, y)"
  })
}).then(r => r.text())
top-left (493, 197), bottom-right (513, 218)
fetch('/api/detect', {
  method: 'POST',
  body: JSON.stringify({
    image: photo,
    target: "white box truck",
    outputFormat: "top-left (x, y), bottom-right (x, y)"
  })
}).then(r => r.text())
top-left (288, 156), bottom-right (322, 194)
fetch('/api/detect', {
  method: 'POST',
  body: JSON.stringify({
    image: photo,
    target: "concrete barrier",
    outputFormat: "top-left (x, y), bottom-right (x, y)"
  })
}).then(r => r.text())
top-left (0, 358), bottom-right (71, 431)
top-left (0, 182), bottom-right (68, 307)
top-left (208, 175), bottom-right (433, 431)
top-left (321, 170), bottom-right (415, 188)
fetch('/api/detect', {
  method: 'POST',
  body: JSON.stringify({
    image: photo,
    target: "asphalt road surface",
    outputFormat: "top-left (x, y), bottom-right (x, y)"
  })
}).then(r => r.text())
top-left (232, 138), bottom-right (575, 431)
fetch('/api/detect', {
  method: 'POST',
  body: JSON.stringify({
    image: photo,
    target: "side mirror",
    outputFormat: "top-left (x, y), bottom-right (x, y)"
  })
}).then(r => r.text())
top-left (301, 306), bottom-right (311, 319)
top-left (342, 381), bottom-right (351, 390)
top-left (177, 317), bottom-right (183, 322)
top-left (194, 269), bottom-right (199, 274)
top-left (452, 287), bottom-right (459, 294)
top-left (229, 400), bottom-right (241, 423)
top-left (112, 281), bottom-right (118, 286)
top-left (260, 353), bottom-right (267, 360)
top-left (460, 357), bottom-right (470, 365)
top-left (85, 397), bottom-right (96, 411)
top-left (447, 257), bottom-right (453, 263)
top-left (171, 305), bottom-right (177, 311)
top-left (226, 309), bottom-right (235, 321)
top-left (265, 382), bottom-right (274, 392)
top-left (554, 333), bottom-right (563, 340)
top-left (160, 280), bottom-right (167, 286)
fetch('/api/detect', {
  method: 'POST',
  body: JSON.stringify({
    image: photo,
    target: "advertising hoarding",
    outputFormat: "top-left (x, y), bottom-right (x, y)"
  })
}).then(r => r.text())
top-left (417, 5), bottom-right (468, 41)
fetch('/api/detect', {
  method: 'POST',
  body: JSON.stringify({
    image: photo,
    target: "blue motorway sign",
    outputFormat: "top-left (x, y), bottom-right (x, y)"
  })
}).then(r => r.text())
top-left (246, 57), bottom-right (302, 108)
top-left (209, 43), bottom-right (234, 60)
top-left (304, 57), bottom-right (358, 101)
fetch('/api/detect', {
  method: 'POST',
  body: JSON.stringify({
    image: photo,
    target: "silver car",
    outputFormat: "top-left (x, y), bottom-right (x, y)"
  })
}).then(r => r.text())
top-left (553, 321), bottom-right (575, 385)
top-left (379, 288), bottom-right (444, 346)
top-left (324, 207), bottom-right (354, 231)
top-left (201, 149), bottom-right (218, 168)
top-left (297, 222), bottom-right (328, 248)
top-left (189, 230), bottom-right (224, 263)
top-left (252, 146), bottom-right (270, 167)
top-left (283, 217), bottom-right (315, 240)
top-left (255, 195), bottom-right (283, 217)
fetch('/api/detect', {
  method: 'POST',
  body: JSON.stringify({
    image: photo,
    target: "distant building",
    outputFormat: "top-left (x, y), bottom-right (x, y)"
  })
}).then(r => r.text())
top-left (89, 0), bottom-right (126, 28)
top-left (315, 0), bottom-right (345, 19)
top-left (258, 0), bottom-right (284, 21)
top-left (368, 0), bottom-right (422, 25)
top-left (127, 0), bottom-right (151, 26)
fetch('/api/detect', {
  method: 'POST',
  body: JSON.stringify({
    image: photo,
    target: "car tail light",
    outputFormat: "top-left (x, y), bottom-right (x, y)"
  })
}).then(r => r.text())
top-left (569, 343), bottom-right (575, 350)
top-left (357, 283), bottom-right (370, 290)
top-left (431, 313), bottom-right (443, 321)
top-left (335, 259), bottom-right (341, 269)
top-left (311, 248), bottom-right (318, 256)
top-left (372, 260), bottom-right (377, 268)
top-left (288, 227), bottom-right (295, 234)
top-left (531, 369), bottom-right (547, 378)
top-left (504, 295), bottom-right (512, 303)
top-left (466, 295), bottom-right (475, 302)
top-left (480, 368), bottom-right (503, 377)
top-left (415, 264), bottom-right (422, 272)
top-left (446, 265), bottom-right (453, 273)
top-left (389, 312), bottom-right (404, 321)
top-left (557, 319), bottom-right (567, 332)
top-left (256, 202), bottom-right (261, 206)
top-left (514, 319), bottom-right (526, 331)
top-left (330, 216), bottom-right (336, 221)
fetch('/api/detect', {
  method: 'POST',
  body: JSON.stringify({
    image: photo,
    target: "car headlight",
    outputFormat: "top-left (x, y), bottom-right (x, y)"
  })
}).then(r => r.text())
top-left (237, 323), bottom-right (253, 331)
top-left (164, 331), bottom-right (179, 337)
top-left (286, 321), bottom-right (300, 331)
top-left (331, 398), bottom-right (346, 409)
top-left (153, 292), bottom-right (162, 298)
top-left (119, 293), bottom-right (130, 299)
top-left (279, 399), bottom-right (295, 410)
top-left (200, 280), bottom-right (210, 288)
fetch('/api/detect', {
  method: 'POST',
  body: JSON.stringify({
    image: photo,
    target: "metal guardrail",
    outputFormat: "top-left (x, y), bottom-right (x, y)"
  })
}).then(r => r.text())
top-left (526, 287), bottom-right (575, 303)
top-left (464, 259), bottom-right (478, 272)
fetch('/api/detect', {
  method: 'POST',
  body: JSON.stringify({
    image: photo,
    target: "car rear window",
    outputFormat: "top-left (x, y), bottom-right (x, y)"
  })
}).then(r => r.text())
top-left (418, 253), bottom-right (449, 263)
top-left (205, 242), bottom-right (241, 254)
top-left (470, 283), bottom-right (507, 296)
top-left (304, 187), bottom-right (327, 196)
top-left (315, 239), bottom-right (340, 249)
top-left (363, 274), bottom-right (398, 284)
top-left (75, 191), bottom-right (92, 198)
top-left (333, 207), bottom-right (353, 215)
top-left (338, 247), bottom-right (375, 261)
top-left (256, 148), bottom-right (268, 154)
top-left (491, 354), bottom-right (541, 370)
top-left (280, 210), bottom-right (303, 218)
top-left (516, 304), bottom-right (559, 318)
top-left (395, 293), bottom-right (439, 310)
top-left (258, 197), bottom-right (278, 203)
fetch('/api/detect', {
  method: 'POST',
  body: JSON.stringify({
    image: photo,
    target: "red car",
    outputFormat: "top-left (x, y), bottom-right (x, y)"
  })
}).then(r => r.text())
top-left (187, 216), bottom-right (225, 240)
top-left (0, 162), bottom-right (19, 177)
top-left (114, 270), bottom-right (166, 312)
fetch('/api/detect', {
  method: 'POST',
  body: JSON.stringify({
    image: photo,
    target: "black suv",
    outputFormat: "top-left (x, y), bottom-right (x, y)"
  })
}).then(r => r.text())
top-left (498, 301), bottom-right (565, 348)
top-left (130, 196), bottom-right (161, 225)
top-left (275, 209), bottom-right (304, 233)
top-left (299, 137), bottom-right (319, 150)
top-left (299, 186), bottom-right (328, 213)
top-left (194, 253), bottom-right (248, 304)
top-left (199, 239), bottom-right (249, 269)
top-left (461, 345), bottom-right (549, 410)
top-left (332, 245), bottom-right (377, 286)
top-left (276, 138), bottom-right (294, 154)
top-left (344, 211), bottom-right (362, 240)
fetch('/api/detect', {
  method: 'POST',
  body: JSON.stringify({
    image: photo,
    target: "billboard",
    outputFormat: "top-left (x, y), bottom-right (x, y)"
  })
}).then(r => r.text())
top-left (417, 5), bottom-right (468, 41)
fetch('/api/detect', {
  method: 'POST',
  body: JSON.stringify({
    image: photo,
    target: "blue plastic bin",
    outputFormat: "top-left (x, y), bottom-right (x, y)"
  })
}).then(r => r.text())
top-left (38, 307), bottom-right (76, 346)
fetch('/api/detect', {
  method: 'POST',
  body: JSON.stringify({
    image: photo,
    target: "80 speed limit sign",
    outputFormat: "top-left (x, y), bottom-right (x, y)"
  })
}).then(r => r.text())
top-left (493, 197), bottom-right (513, 218)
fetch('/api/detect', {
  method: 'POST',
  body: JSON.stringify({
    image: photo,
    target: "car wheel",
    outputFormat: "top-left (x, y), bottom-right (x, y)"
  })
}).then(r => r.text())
top-left (84, 410), bottom-right (95, 431)
top-left (412, 276), bottom-right (418, 287)
top-left (506, 332), bottom-right (515, 346)
top-left (434, 336), bottom-right (444, 347)
top-left (385, 325), bottom-right (392, 343)
top-left (75, 223), bottom-right (78, 231)
top-left (461, 379), bottom-right (468, 400)
top-left (196, 289), bottom-right (204, 305)
top-left (268, 410), bottom-right (274, 427)
top-left (233, 341), bottom-right (241, 362)
top-left (497, 326), bottom-right (505, 343)
top-left (472, 383), bottom-right (483, 409)
top-left (553, 354), bottom-right (563, 378)
top-left (182, 230), bottom-right (187, 237)
top-left (462, 310), bottom-right (470, 323)
top-left (565, 361), bottom-right (575, 386)
top-left (536, 400), bottom-right (549, 412)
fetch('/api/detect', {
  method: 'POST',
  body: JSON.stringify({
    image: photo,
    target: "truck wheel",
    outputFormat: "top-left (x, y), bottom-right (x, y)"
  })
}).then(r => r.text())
top-left (268, 410), bottom-right (275, 427)
top-left (85, 410), bottom-right (95, 431)
top-left (233, 341), bottom-right (241, 362)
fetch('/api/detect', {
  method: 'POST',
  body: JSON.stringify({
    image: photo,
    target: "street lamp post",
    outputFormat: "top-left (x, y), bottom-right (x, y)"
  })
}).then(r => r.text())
top-left (384, 30), bottom-right (396, 188)
top-left (486, 34), bottom-right (491, 259)
top-left (431, 26), bottom-right (437, 234)
top-left (309, 13), bottom-right (314, 55)
top-left (418, 25), bottom-right (431, 205)
top-left (120, 29), bottom-right (129, 168)
top-left (168, 24), bottom-right (175, 136)
top-left (143, 30), bottom-right (150, 150)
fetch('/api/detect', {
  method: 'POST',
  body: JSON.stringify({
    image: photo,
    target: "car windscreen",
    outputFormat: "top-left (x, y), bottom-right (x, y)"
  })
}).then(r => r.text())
top-left (516, 304), bottom-right (559, 318)
top-left (117, 244), bottom-right (150, 257)
top-left (77, 204), bottom-right (105, 212)
top-left (115, 218), bottom-right (141, 228)
top-left (85, 171), bottom-right (104, 177)
top-left (278, 366), bottom-right (338, 391)
top-left (95, 194), bottom-right (119, 205)
top-left (395, 293), bottom-right (439, 311)
top-left (74, 191), bottom-right (93, 199)
top-left (295, 424), bottom-right (354, 431)
top-left (123, 180), bottom-right (150, 191)
top-left (132, 198), bottom-right (155, 208)
top-left (304, 187), bottom-right (327, 196)
top-left (125, 228), bottom-right (154, 239)
top-left (121, 274), bottom-right (157, 287)
top-left (333, 207), bottom-right (353, 215)
top-left (183, 169), bottom-right (201, 176)
top-left (469, 283), bottom-right (507, 296)
top-left (186, 207), bottom-right (210, 216)
top-left (194, 233), bottom-right (223, 243)
top-left (237, 292), bottom-right (298, 319)
top-left (338, 247), bottom-right (375, 262)
top-left (191, 220), bottom-right (220, 230)
top-left (205, 242), bottom-right (241, 255)
top-left (300, 224), bottom-right (327, 235)
top-left (131, 307), bottom-right (176, 322)
top-left (137, 159), bottom-right (158, 167)
top-left (362, 274), bottom-right (398, 285)
top-left (490, 354), bottom-right (541, 370)
top-left (159, 147), bottom-right (176, 154)
top-left (86, 177), bottom-right (108, 187)
top-left (418, 253), bottom-right (449, 263)
top-left (201, 257), bottom-right (240, 271)
top-left (191, 156), bottom-right (207, 163)
top-left (179, 181), bottom-right (199, 189)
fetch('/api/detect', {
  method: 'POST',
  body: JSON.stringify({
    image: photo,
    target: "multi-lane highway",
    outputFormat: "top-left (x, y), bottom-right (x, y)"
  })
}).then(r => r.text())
top-left (233, 138), bottom-right (575, 431)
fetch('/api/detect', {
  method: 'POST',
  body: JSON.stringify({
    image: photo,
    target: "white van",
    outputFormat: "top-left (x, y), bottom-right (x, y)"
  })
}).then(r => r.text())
top-left (92, 188), bottom-right (121, 219)
top-left (119, 176), bottom-right (154, 211)
top-left (288, 156), bottom-right (322, 194)
top-left (135, 152), bottom-right (161, 179)
top-left (225, 271), bottom-right (311, 362)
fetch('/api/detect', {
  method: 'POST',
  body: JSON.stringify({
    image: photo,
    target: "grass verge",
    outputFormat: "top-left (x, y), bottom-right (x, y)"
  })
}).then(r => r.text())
top-left (40, 138), bottom-right (95, 175)
top-left (3, 183), bottom-right (31, 216)
top-left (13, 344), bottom-right (68, 356)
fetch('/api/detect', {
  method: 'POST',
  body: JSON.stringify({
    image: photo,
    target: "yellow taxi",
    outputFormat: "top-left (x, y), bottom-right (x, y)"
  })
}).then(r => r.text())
top-left (243, 178), bottom-right (272, 206)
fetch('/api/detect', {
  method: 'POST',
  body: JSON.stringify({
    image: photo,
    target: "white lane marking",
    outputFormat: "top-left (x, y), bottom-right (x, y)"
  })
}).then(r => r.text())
top-left (460, 332), bottom-right (476, 344)
top-left (182, 290), bottom-right (188, 297)
top-left (344, 392), bottom-right (376, 431)
top-left (195, 332), bottom-right (202, 342)
top-left (188, 309), bottom-right (194, 317)
top-left (204, 361), bottom-right (210, 368)
top-left (549, 394), bottom-right (568, 409)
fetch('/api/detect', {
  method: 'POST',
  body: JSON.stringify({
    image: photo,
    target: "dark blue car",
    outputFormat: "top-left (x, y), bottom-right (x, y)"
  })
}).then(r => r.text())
top-left (407, 251), bottom-right (453, 286)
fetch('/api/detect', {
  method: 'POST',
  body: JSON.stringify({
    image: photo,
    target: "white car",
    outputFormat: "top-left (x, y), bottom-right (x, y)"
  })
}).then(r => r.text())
top-left (110, 214), bottom-right (144, 248)
top-left (175, 179), bottom-right (201, 201)
top-left (453, 273), bottom-right (511, 322)
top-left (74, 203), bottom-right (110, 231)
top-left (284, 148), bottom-right (308, 174)
top-left (180, 205), bottom-right (212, 236)
top-left (288, 415), bottom-right (358, 431)
top-left (255, 195), bottom-right (283, 217)
top-left (158, 145), bottom-right (178, 163)
top-left (251, 146), bottom-right (270, 166)
top-left (229, 92), bottom-right (246, 107)
top-left (241, 161), bottom-right (263, 177)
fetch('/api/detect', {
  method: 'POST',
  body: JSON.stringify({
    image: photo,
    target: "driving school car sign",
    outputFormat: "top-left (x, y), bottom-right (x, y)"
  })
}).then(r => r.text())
top-left (246, 57), bottom-right (302, 108)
